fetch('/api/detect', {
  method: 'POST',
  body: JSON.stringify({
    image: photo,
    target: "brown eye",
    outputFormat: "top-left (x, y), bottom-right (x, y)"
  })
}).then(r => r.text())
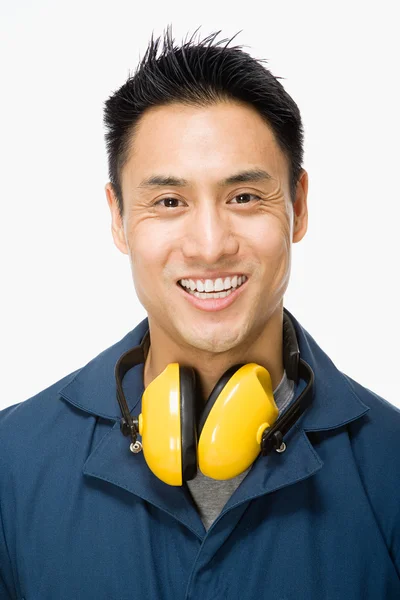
top-left (230, 193), bottom-right (260, 204)
top-left (155, 197), bottom-right (184, 208)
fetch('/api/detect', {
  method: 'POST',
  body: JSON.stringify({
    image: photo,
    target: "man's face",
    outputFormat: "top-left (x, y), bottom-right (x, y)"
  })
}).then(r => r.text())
top-left (107, 100), bottom-right (308, 355)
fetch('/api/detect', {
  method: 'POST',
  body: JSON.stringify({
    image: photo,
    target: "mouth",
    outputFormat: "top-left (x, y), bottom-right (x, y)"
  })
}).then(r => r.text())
top-left (178, 275), bottom-right (247, 298)
top-left (176, 275), bottom-right (248, 312)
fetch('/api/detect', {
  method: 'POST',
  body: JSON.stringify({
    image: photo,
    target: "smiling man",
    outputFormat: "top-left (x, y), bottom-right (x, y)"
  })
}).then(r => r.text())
top-left (106, 99), bottom-right (306, 400)
top-left (1, 30), bottom-right (400, 600)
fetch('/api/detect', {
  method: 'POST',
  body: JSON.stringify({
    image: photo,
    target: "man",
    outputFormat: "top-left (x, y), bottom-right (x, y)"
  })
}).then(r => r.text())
top-left (1, 29), bottom-right (399, 599)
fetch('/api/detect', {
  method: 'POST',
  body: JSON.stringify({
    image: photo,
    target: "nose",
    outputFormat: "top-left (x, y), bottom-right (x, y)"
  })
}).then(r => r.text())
top-left (181, 200), bottom-right (239, 264)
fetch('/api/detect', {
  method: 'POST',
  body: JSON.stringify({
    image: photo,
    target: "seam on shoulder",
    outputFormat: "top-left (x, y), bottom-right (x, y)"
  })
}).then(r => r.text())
top-left (0, 482), bottom-right (17, 598)
top-left (388, 499), bottom-right (400, 578)
top-left (347, 421), bottom-right (398, 563)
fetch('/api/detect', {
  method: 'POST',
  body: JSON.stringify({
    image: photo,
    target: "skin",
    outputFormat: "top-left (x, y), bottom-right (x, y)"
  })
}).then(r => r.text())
top-left (106, 100), bottom-right (308, 402)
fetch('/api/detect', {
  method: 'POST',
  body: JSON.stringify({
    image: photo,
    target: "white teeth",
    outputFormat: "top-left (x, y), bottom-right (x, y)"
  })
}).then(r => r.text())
top-left (193, 290), bottom-right (232, 299)
top-left (179, 275), bottom-right (247, 293)
top-left (214, 278), bottom-right (224, 292)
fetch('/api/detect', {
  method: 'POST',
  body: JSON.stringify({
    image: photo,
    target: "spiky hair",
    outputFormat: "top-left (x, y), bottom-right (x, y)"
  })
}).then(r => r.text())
top-left (103, 27), bottom-right (304, 215)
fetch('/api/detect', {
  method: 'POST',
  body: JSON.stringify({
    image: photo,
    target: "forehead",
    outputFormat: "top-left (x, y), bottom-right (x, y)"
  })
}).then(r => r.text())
top-left (123, 100), bottom-right (289, 187)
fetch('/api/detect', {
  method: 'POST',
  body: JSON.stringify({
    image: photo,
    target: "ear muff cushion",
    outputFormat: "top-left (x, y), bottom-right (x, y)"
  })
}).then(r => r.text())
top-left (179, 366), bottom-right (198, 482)
top-left (198, 364), bottom-right (245, 435)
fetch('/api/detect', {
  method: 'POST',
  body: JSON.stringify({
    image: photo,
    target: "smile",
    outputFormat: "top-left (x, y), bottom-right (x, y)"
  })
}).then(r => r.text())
top-left (178, 275), bottom-right (247, 298)
top-left (177, 275), bottom-right (248, 312)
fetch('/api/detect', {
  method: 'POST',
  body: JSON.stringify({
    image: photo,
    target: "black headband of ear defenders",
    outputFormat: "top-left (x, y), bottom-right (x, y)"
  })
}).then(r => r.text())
top-left (115, 307), bottom-right (315, 456)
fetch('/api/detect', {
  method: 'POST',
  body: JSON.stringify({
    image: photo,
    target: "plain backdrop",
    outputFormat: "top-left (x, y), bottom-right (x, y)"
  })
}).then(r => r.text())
top-left (1, 0), bottom-right (399, 411)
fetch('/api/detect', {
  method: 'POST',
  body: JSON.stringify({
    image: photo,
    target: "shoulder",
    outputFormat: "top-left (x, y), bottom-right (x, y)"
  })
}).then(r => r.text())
top-left (0, 369), bottom-right (82, 437)
top-left (342, 374), bottom-right (400, 538)
top-left (0, 320), bottom-right (147, 469)
top-left (343, 373), bottom-right (400, 490)
top-left (343, 373), bottom-right (400, 442)
top-left (0, 369), bottom-right (96, 477)
top-left (342, 373), bottom-right (400, 469)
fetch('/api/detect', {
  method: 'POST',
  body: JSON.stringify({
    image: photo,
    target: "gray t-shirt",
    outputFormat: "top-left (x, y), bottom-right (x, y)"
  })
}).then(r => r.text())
top-left (186, 370), bottom-right (295, 530)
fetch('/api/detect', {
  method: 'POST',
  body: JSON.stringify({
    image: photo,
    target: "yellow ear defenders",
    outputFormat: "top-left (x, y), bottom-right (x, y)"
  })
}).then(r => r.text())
top-left (116, 308), bottom-right (314, 486)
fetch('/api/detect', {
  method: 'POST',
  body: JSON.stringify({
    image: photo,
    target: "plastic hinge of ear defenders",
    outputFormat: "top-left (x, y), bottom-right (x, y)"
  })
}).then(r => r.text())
top-left (120, 416), bottom-right (139, 443)
top-left (260, 357), bottom-right (314, 456)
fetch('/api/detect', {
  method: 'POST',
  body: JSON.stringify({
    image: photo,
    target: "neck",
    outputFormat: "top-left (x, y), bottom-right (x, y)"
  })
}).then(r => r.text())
top-left (143, 306), bottom-right (285, 403)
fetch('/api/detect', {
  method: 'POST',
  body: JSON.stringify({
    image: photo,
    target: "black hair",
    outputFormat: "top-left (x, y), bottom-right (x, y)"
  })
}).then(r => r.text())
top-left (103, 27), bottom-right (304, 216)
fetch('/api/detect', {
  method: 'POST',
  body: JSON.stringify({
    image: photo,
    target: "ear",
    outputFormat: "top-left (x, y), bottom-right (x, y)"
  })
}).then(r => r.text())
top-left (292, 169), bottom-right (309, 244)
top-left (105, 183), bottom-right (129, 255)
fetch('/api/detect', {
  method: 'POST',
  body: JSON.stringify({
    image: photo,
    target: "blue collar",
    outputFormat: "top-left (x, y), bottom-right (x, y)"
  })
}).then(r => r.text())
top-left (58, 307), bottom-right (369, 432)
top-left (58, 308), bottom-right (370, 538)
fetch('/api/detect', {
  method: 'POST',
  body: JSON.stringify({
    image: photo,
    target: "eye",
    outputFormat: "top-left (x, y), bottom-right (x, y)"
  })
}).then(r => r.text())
top-left (154, 197), bottom-right (185, 208)
top-left (229, 193), bottom-right (261, 204)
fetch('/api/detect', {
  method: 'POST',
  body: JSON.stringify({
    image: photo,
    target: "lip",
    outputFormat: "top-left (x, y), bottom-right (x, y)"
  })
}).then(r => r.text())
top-left (176, 278), bottom-right (248, 312)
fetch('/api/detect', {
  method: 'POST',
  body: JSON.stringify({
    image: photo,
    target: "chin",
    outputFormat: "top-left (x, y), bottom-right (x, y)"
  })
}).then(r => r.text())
top-left (180, 325), bottom-right (246, 355)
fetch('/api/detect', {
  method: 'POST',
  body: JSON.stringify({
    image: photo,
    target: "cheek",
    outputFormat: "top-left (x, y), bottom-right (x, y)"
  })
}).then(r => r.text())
top-left (248, 217), bottom-right (290, 260)
top-left (127, 222), bottom-right (175, 287)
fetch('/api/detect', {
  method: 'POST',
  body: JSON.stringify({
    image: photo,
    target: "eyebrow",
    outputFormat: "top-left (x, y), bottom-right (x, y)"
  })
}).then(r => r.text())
top-left (137, 168), bottom-right (272, 189)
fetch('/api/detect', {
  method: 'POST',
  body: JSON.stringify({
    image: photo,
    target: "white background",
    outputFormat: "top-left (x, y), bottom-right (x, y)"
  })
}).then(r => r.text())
top-left (1, 0), bottom-right (399, 410)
